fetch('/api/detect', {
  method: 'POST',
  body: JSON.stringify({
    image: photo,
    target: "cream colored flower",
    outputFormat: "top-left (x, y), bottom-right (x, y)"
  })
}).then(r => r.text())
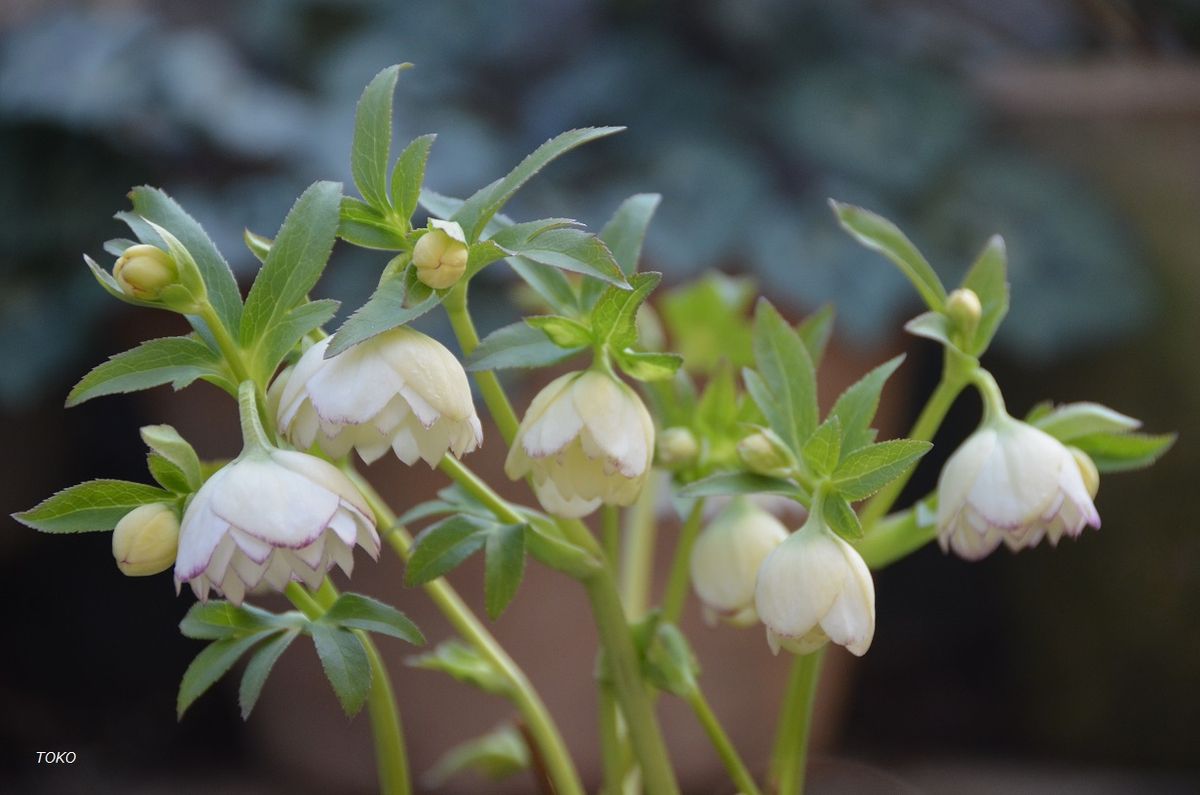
top-left (505, 370), bottom-right (654, 518)
top-left (412, 219), bottom-right (469, 289)
top-left (690, 497), bottom-right (788, 627)
top-left (276, 329), bottom-right (482, 467)
top-left (755, 514), bottom-right (875, 656)
top-left (174, 449), bottom-right (379, 604)
top-left (112, 502), bottom-right (179, 577)
top-left (937, 416), bottom-right (1100, 560)
top-left (114, 244), bottom-right (177, 300)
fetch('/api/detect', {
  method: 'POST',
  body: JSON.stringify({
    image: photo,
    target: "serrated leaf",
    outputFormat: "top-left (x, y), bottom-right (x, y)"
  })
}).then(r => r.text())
top-left (407, 639), bottom-right (511, 696)
top-left (352, 64), bottom-right (410, 211)
top-left (508, 257), bottom-right (579, 315)
top-left (1069, 431), bottom-right (1176, 473)
top-left (829, 355), bottom-right (905, 454)
top-left (466, 321), bottom-right (584, 372)
top-left (177, 633), bottom-right (269, 719)
top-left (338, 197), bottom-right (408, 250)
top-left (322, 593), bottom-right (424, 644)
top-left (525, 315), bottom-right (593, 348)
top-left (751, 299), bottom-right (819, 452)
top-left (179, 601), bottom-right (293, 640)
top-left (677, 472), bottom-right (801, 499)
top-left (67, 336), bottom-right (228, 407)
top-left (140, 424), bottom-right (202, 490)
top-left (522, 516), bottom-right (602, 579)
top-left (831, 200), bottom-right (946, 311)
top-left (904, 311), bottom-right (954, 347)
top-left (592, 271), bottom-right (660, 350)
top-left (310, 623), bottom-right (371, 716)
top-left (659, 272), bottom-right (755, 373)
top-left (391, 134), bottom-right (436, 223)
top-left (126, 186), bottom-right (243, 332)
top-left (614, 349), bottom-right (682, 382)
top-left (796, 304), bottom-right (835, 369)
top-left (696, 364), bottom-right (737, 435)
top-left (580, 193), bottom-right (661, 308)
top-left (823, 494), bottom-right (863, 540)
top-left (425, 725), bottom-right (530, 787)
top-left (802, 416), bottom-right (843, 476)
top-left (484, 523), bottom-right (526, 619)
top-left (1031, 402), bottom-right (1141, 442)
top-left (832, 440), bottom-right (933, 501)
top-left (255, 299), bottom-right (339, 377)
top-left (406, 515), bottom-right (493, 585)
top-left (147, 453), bottom-right (191, 493)
top-left (14, 479), bottom-right (173, 533)
top-left (326, 275), bottom-right (442, 357)
top-left (501, 227), bottom-right (626, 287)
top-left (961, 235), bottom-right (1008, 355)
top-left (240, 181), bottom-right (342, 357)
top-left (452, 127), bottom-right (624, 242)
top-left (239, 629), bottom-right (299, 720)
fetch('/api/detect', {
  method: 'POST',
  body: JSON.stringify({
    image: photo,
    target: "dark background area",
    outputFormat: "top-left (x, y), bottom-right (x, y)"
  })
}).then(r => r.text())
top-left (1, 1), bottom-right (1197, 792)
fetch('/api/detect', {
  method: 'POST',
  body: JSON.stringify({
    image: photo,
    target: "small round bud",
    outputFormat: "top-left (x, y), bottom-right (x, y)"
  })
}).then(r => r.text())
top-left (737, 429), bottom-right (797, 477)
top-left (946, 288), bottom-right (982, 340)
top-left (658, 427), bottom-right (699, 468)
top-left (412, 220), bottom-right (469, 290)
top-left (114, 245), bottom-right (178, 300)
top-left (1069, 446), bottom-right (1100, 499)
top-left (112, 503), bottom-right (180, 577)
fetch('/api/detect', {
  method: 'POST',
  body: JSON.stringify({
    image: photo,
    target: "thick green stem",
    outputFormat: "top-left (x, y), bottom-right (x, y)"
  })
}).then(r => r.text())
top-left (855, 501), bottom-right (937, 570)
top-left (619, 475), bottom-right (660, 618)
top-left (769, 651), bottom-right (824, 795)
top-left (343, 465), bottom-right (585, 795)
top-left (597, 687), bottom-right (626, 795)
top-left (660, 499), bottom-right (706, 624)
top-left (602, 505), bottom-right (621, 575)
top-left (444, 282), bottom-right (520, 442)
top-left (687, 688), bottom-right (763, 795)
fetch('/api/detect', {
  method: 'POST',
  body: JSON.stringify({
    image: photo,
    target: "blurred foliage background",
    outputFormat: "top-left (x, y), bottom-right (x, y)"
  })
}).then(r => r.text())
top-left (1, 0), bottom-right (1197, 792)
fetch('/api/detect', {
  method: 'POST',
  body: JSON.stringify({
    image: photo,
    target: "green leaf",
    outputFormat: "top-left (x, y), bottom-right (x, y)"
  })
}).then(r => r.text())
top-left (15, 479), bottom-right (173, 533)
top-left (695, 364), bottom-right (738, 436)
top-left (452, 127), bottom-right (624, 242)
top-left (484, 523), bottom-right (526, 620)
top-left (525, 315), bottom-right (593, 348)
top-left (831, 200), bottom-right (947, 311)
top-left (640, 620), bottom-right (698, 697)
top-left (326, 274), bottom-right (442, 358)
top-left (796, 304), bottom-right (835, 369)
top-left (466, 321), bottom-right (584, 372)
top-left (829, 355), bottom-right (905, 454)
top-left (904, 311), bottom-right (954, 348)
top-left (67, 335), bottom-right (228, 407)
top-left (614, 350), bottom-right (683, 382)
top-left (406, 515), bottom-right (493, 585)
top-left (322, 593), bottom-right (424, 644)
top-left (823, 494), bottom-right (863, 541)
top-left (659, 272), bottom-right (755, 373)
top-left (147, 453), bottom-right (191, 493)
top-left (178, 633), bottom-right (269, 719)
top-left (425, 725), bottom-right (530, 787)
top-left (179, 601), bottom-right (293, 640)
top-left (255, 299), bottom-right (340, 377)
top-left (310, 623), bottom-right (371, 716)
top-left (802, 416), bottom-right (843, 476)
top-left (239, 629), bottom-right (299, 720)
top-left (677, 472), bottom-right (801, 499)
top-left (522, 515), bottom-right (603, 579)
top-left (1069, 431), bottom-right (1176, 473)
top-left (832, 440), bottom-right (933, 501)
top-left (1031, 402), bottom-right (1141, 442)
top-left (240, 181), bottom-right (342, 355)
top-left (140, 424), bottom-right (202, 490)
top-left (750, 299), bottom-right (819, 452)
top-left (580, 193), bottom-right (661, 308)
top-left (338, 197), bottom-right (408, 250)
top-left (126, 186), bottom-right (243, 332)
top-left (391, 134), bottom-right (437, 223)
top-left (352, 64), bottom-right (410, 211)
top-left (407, 639), bottom-right (511, 696)
top-left (508, 257), bottom-right (579, 315)
top-left (960, 235), bottom-right (1008, 355)
top-left (500, 227), bottom-right (626, 287)
top-left (592, 271), bottom-right (660, 350)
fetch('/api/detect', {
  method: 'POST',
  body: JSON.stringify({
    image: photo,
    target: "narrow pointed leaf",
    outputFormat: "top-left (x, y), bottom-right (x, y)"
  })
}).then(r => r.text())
top-left (310, 623), bottom-right (371, 716)
top-left (326, 275), bottom-right (442, 357)
top-left (796, 304), bottom-right (835, 369)
top-left (823, 494), bottom-right (864, 540)
top-left (67, 336), bottom-right (228, 407)
top-left (1069, 431), bottom-right (1176, 473)
top-left (466, 321), bottom-right (584, 371)
top-left (829, 355), bottom-right (905, 454)
top-left (961, 235), bottom-right (1008, 355)
top-left (391, 133), bottom-right (436, 223)
top-left (832, 200), bottom-right (946, 310)
top-left (802, 416), bottom-right (843, 476)
top-left (484, 523), bottom-right (526, 619)
top-left (832, 440), bottom-right (932, 501)
top-left (751, 299), bottom-right (819, 451)
top-left (15, 480), bottom-right (173, 533)
top-left (239, 629), bottom-right (299, 719)
top-left (177, 633), bottom-right (269, 719)
top-left (406, 515), bottom-right (492, 585)
top-left (323, 593), bottom-right (424, 644)
top-left (352, 64), bottom-right (409, 210)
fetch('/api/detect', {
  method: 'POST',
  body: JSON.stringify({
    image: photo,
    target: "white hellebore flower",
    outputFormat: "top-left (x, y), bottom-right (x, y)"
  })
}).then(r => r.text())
top-left (276, 328), bottom-right (482, 468)
top-left (505, 369), bottom-right (654, 518)
top-left (690, 497), bottom-right (788, 627)
top-left (755, 514), bottom-right (876, 657)
top-left (937, 415), bottom-right (1100, 561)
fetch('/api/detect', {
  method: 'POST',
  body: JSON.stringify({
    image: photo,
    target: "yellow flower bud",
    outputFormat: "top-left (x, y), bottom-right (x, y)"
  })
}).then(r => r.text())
top-left (1069, 446), bottom-right (1100, 500)
top-left (112, 503), bottom-right (180, 577)
top-left (946, 287), bottom-right (982, 341)
top-left (658, 426), bottom-right (699, 468)
top-left (412, 220), bottom-right (468, 290)
top-left (113, 245), bottom-right (179, 300)
top-left (737, 429), bottom-right (797, 477)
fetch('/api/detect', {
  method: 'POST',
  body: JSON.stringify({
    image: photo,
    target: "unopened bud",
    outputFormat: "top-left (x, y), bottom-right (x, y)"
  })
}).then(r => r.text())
top-left (737, 429), bottom-right (797, 477)
top-left (114, 245), bottom-right (178, 300)
top-left (412, 220), bottom-right (468, 290)
top-left (946, 288), bottom-right (982, 341)
top-left (1069, 446), bottom-right (1100, 499)
top-left (112, 503), bottom-right (179, 577)
top-left (658, 427), bottom-right (699, 468)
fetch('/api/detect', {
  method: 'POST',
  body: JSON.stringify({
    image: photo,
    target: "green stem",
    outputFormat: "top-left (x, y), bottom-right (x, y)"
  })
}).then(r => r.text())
top-left (687, 688), bottom-right (763, 795)
top-left (660, 499), bottom-right (706, 624)
top-left (597, 687), bottom-right (626, 795)
top-left (854, 500), bottom-right (938, 570)
top-left (444, 282), bottom-right (520, 442)
top-left (619, 474), bottom-right (660, 619)
top-left (198, 302), bottom-right (251, 384)
top-left (602, 505), bottom-right (621, 576)
top-left (342, 465), bottom-right (585, 795)
top-left (858, 351), bottom-right (971, 529)
top-left (769, 651), bottom-right (824, 795)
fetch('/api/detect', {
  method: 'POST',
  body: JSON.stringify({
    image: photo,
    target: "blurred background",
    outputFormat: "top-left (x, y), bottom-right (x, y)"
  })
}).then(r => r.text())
top-left (1, 0), bottom-right (1197, 792)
